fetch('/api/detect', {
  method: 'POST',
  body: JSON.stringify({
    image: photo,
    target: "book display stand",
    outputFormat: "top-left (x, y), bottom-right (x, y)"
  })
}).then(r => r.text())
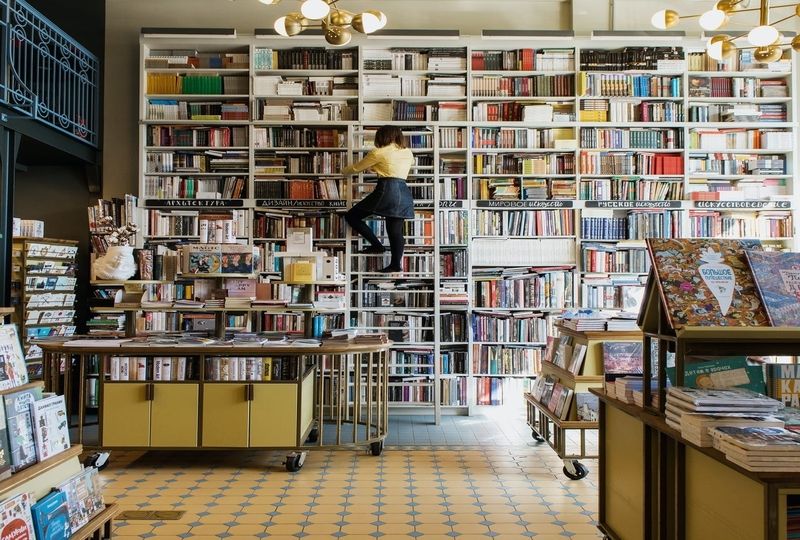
top-left (525, 323), bottom-right (640, 480)
top-left (596, 245), bottom-right (800, 539)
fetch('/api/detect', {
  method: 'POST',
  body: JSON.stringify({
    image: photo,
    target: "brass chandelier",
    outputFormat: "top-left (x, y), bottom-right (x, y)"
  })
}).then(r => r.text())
top-left (259, 0), bottom-right (387, 46)
top-left (651, 0), bottom-right (800, 62)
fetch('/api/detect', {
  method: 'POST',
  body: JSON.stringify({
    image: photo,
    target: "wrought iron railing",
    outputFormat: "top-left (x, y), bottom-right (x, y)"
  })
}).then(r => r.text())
top-left (0, 0), bottom-right (99, 147)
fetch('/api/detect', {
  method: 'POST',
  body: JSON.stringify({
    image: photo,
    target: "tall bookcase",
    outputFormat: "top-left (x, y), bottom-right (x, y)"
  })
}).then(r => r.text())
top-left (136, 32), bottom-right (797, 423)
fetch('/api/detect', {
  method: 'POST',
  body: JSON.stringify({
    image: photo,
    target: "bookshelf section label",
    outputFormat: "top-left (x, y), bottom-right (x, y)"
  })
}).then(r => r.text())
top-left (693, 200), bottom-right (791, 209)
top-left (475, 200), bottom-right (574, 209)
top-left (256, 199), bottom-right (348, 208)
top-left (584, 201), bottom-right (682, 209)
top-left (144, 199), bottom-right (245, 208)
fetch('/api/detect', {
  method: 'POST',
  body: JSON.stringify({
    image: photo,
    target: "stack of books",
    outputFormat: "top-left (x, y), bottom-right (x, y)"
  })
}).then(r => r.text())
top-left (666, 387), bottom-right (783, 448)
top-left (710, 426), bottom-right (800, 472)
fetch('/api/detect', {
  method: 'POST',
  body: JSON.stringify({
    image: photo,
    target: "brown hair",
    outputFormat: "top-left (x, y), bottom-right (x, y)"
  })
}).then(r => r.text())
top-left (374, 125), bottom-right (406, 148)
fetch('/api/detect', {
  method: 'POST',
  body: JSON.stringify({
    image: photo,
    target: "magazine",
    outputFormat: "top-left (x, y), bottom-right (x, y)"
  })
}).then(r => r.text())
top-left (57, 467), bottom-right (104, 532)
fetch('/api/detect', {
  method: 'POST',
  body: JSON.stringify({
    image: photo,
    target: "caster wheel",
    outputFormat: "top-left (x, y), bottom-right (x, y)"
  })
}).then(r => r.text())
top-left (531, 432), bottom-right (545, 443)
top-left (284, 451), bottom-right (306, 472)
top-left (563, 460), bottom-right (589, 481)
top-left (370, 441), bottom-right (384, 456)
top-left (306, 428), bottom-right (319, 444)
top-left (84, 452), bottom-right (111, 471)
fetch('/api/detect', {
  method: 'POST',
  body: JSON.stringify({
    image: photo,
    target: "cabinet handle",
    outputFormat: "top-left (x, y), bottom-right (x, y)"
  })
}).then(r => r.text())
top-left (244, 384), bottom-right (251, 401)
top-left (146, 383), bottom-right (154, 401)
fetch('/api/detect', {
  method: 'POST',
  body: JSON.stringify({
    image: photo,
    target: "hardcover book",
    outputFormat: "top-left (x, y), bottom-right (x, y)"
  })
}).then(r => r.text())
top-left (688, 76), bottom-right (711, 97)
top-left (647, 239), bottom-right (768, 328)
top-left (31, 395), bottom-right (70, 461)
top-left (602, 342), bottom-right (643, 374)
top-left (0, 326), bottom-right (29, 391)
top-left (57, 467), bottom-right (104, 532)
top-left (0, 492), bottom-right (34, 540)
top-left (666, 357), bottom-right (766, 394)
top-left (744, 250), bottom-right (800, 326)
top-left (30, 491), bottom-right (70, 540)
top-left (4, 386), bottom-right (42, 472)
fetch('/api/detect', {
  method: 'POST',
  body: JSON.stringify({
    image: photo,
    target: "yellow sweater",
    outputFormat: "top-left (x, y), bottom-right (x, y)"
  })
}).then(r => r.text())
top-left (341, 144), bottom-right (414, 178)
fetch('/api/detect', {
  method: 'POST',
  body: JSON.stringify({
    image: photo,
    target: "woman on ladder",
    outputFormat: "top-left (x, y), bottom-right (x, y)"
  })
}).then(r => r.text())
top-left (342, 125), bottom-right (414, 273)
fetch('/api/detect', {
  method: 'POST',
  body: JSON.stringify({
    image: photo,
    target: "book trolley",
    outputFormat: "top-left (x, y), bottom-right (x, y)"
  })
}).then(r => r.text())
top-left (525, 323), bottom-right (640, 480)
top-left (40, 341), bottom-right (391, 472)
top-left (595, 273), bottom-right (800, 540)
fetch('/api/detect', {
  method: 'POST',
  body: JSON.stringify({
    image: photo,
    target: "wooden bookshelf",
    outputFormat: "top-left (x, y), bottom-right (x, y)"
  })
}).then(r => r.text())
top-left (135, 35), bottom-right (797, 422)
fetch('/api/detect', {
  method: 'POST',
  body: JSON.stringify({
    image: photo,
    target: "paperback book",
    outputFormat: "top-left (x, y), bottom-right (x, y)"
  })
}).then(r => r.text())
top-left (57, 467), bottom-right (104, 532)
top-left (745, 250), bottom-right (800, 326)
top-left (31, 395), bottom-right (70, 461)
top-left (0, 492), bottom-right (34, 540)
top-left (4, 386), bottom-right (43, 471)
top-left (30, 491), bottom-right (70, 540)
top-left (647, 239), bottom-right (768, 328)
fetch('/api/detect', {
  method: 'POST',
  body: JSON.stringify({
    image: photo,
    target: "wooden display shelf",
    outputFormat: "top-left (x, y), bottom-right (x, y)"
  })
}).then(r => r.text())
top-left (0, 444), bottom-right (81, 499)
top-left (541, 360), bottom-right (604, 384)
top-left (526, 393), bottom-right (598, 430)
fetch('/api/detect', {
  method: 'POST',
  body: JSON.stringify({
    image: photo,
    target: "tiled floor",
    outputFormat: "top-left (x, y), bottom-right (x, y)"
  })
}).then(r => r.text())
top-left (102, 415), bottom-right (601, 539)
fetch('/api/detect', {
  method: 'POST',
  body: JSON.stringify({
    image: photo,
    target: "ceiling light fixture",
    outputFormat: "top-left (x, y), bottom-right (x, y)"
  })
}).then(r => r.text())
top-left (265, 0), bottom-right (387, 46)
top-left (650, 0), bottom-right (800, 61)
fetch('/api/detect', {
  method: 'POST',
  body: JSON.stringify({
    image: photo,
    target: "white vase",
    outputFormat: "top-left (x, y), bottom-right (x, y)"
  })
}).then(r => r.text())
top-left (93, 245), bottom-right (136, 280)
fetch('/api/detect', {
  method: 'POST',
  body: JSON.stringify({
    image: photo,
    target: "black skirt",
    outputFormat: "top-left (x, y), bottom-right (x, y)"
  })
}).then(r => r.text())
top-left (352, 177), bottom-right (414, 219)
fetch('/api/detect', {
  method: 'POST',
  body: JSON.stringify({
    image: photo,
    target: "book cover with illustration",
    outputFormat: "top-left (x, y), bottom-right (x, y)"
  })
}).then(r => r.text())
top-left (767, 364), bottom-right (800, 409)
top-left (31, 395), bottom-right (70, 461)
top-left (30, 491), bottom-right (70, 540)
top-left (576, 393), bottom-right (599, 422)
top-left (57, 468), bottom-right (104, 532)
top-left (0, 326), bottom-right (29, 391)
top-left (4, 387), bottom-right (42, 471)
top-left (0, 492), bottom-right (34, 540)
top-left (688, 76), bottom-right (711, 97)
top-left (647, 239), bottom-right (768, 328)
top-left (602, 342), bottom-right (643, 374)
top-left (744, 250), bottom-right (800, 326)
top-left (185, 244), bottom-right (221, 274)
top-left (666, 356), bottom-right (766, 394)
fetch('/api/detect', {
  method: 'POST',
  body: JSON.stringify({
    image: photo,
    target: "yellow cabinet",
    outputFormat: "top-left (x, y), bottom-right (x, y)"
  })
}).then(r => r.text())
top-left (102, 383), bottom-right (150, 447)
top-left (250, 384), bottom-right (298, 447)
top-left (151, 384), bottom-right (199, 447)
top-left (202, 384), bottom-right (249, 447)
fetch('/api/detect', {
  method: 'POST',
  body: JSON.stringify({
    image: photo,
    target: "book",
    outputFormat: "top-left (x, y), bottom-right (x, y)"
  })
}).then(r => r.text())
top-left (767, 364), bottom-right (800, 409)
top-left (0, 492), bottom-right (34, 540)
top-left (30, 395), bottom-right (70, 461)
top-left (567, 343), bottom-right (587, 375)
top-left (602, 342), bottom-right (643, 374)
top-left (576, 392), bottom-right (599, 422)
top-left (667, 387), bottom-right (781, 413)
top-left (0, 326), bottom-right (29, 391)
top-left (57, 467), bottom-right (104, 532)
top-left (4, 386), bottom-right (43, 471)
top-left (666, 357), bottom-right (766, 394)
top-left (647, 239), bottom-right (768, 328)
top-left (30, 490), bottom-right (70, 540)
top-left (744, 250), bottom-right (800, 326)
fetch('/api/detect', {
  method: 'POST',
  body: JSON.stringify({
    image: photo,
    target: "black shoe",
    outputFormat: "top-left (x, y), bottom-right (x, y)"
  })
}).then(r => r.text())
top-left (381, 266), bottom-right (403, 273)
top-left (359, 245), bottom-right (387, 254)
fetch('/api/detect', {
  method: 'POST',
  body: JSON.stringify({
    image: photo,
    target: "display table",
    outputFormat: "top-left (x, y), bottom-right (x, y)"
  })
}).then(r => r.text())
top-left (40, 341), bottom-right (391, 471)
top-left (594, 388), bottom-right (800, 540)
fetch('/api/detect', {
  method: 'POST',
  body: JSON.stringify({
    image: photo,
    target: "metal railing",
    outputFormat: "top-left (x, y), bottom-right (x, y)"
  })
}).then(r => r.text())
top-left (0, 0), bottom-right (99, 147)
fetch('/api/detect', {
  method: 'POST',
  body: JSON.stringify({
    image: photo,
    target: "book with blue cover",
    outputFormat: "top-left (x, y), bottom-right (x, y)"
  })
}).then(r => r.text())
top-left (744, 250), bottom-right (800, 326)
top-left (30, 491), bottom-right (70, 539)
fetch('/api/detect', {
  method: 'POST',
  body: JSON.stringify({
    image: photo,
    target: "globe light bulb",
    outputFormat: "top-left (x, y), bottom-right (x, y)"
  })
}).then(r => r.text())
top-left (707, 35), bottom-right (735, 61)
top-left (748, 25), bottom-right (779, 47)
top-left (300, 0), bottom-right (330, 20)
top-left (274, 16), bottom-right (289, 36)
top-left (699, 9), bottom-right (727, 31)
top-left (651, 9), bottom-right (679, 30)
top-left (366, 10), bottom-right (387, 30)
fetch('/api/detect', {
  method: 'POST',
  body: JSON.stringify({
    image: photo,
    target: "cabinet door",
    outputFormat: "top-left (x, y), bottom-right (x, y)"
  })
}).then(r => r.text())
top-left (151, 384), bottom-right (199, 447)
top-left (102, 383), bottom-right (150, 447)
top-left (250, 383), bottom-right (298, 447)
top-left (202, 384), bottom-right (248, 447)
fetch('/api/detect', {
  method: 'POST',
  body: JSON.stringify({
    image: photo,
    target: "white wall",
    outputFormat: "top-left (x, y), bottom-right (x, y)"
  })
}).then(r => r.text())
top-left (104, 0), bottom-right (571, 197)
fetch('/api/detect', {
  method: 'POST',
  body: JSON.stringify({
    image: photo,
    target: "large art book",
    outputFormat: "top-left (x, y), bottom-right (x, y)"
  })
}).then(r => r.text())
top-left (30, 491), bottom-right (70, 540)
top-left (31, 395), bottom-right (70, 461)
top-left (646, 239), bottom-right (768, 328)
top-left (0, 326), bottom-right (29, 391)
top-left (744, 250), bottom-right (800, 326)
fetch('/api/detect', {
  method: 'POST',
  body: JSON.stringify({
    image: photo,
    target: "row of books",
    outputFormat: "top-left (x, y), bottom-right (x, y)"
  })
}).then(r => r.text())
top-left (438, 210), bottom-right (468, 245)
top-left (363, 48), bottom-right (467, 71)
top-left (581, 242), bottom-right (650, 274)
top-left (473, 269), bottom-right (574, 309)
top-left (143, 176), bottom-right (246, 200)
top-left (578, 177), bottom-right (684, 201)
top-left (363, 74), bottom-right (466, 98)
top-left (471, 48), bottom-right (574, 72)
top-left (471, 102), bottom-right (573, 122)
top-left (253, 127), bottom-right (346, 149)
top-left (143, 209), bottom-right (248, 239)
top-left (440, 311), bottom-right (468, 341)
top-left (389, 350), bottom-right (434, 376)
top-left (255, 151), bottom-right (347, 175)
top-left (471, 127), bottom-right (573, 149)
top-left (440, 250), bottom-right (468, 278)
top-left (253, 75), bottom-right (357, 97)
top-left (685, 49), bottom-right (790, 72)
top-left (688, 154), bottom-right (785, 176)
top-left (580, 282), bottom-right (645, 311)
top-left (253, 47), bottom-right (357, 71)
top-left (258, 99), bottom-right (355, 122)
top-left (440, 377), bottom-right (468, 407)
top-left (580, 209), bottom-right (683, 241)
top-left (687, 76), bottom-right (787, 98)
top-left (473, 208), bottom-right (574, 237)
top-left (579, 127), bottom-right (682, 150)
top-left (471, 311), bottom-right (547, 344)
top-left (687, 210), bottom-right (793, 239)
top-left (474, 177), bottom-right (575, 200)
top-left (147, 126), bottom-right (248, 148)
top-left (253, 178), bottom-right (343, 200)
top-left (471, 344), bottom-right (542, 376)
top-left (529, 374), bottom-right (574, 420)
top-left (253, 213), bottom-right (345, 241)
top-left (146, 74), bottom-right (247, 95)
top-left (473, 153), bottom-right (575, 175)
top-left (578, 73), bottom-right (682, 98)
top-left (146, 100), bottom-right (249, 121)
top-left (476, 376), bottom-right (532, 406)
top-left (146, 50), bottom-right (248, 70)
top-left (688, 129), bottom-right (793, 151)
top-left (362, 101), bottom-right (467, 122)
top-left (688, 177), bottom-right (788, 201)
top-left (470, 74), bottom-right (574, 97)
top-left (579, 151), bottom-right (684, 175)
top-left (579, 46), bottom-right (684, 71)
top-left (579, 99), bottom-right (683, 123)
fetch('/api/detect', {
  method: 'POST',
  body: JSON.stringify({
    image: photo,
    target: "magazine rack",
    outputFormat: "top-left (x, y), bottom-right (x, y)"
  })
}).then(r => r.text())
top-left (525, 323), bottom-right (640, 480)
top-left (596, 270), bottom-right (800, 540)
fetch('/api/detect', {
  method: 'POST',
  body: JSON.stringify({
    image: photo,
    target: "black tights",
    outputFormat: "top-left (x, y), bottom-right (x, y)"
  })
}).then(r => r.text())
top-left (344, 206), bottom-right (405, 270)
